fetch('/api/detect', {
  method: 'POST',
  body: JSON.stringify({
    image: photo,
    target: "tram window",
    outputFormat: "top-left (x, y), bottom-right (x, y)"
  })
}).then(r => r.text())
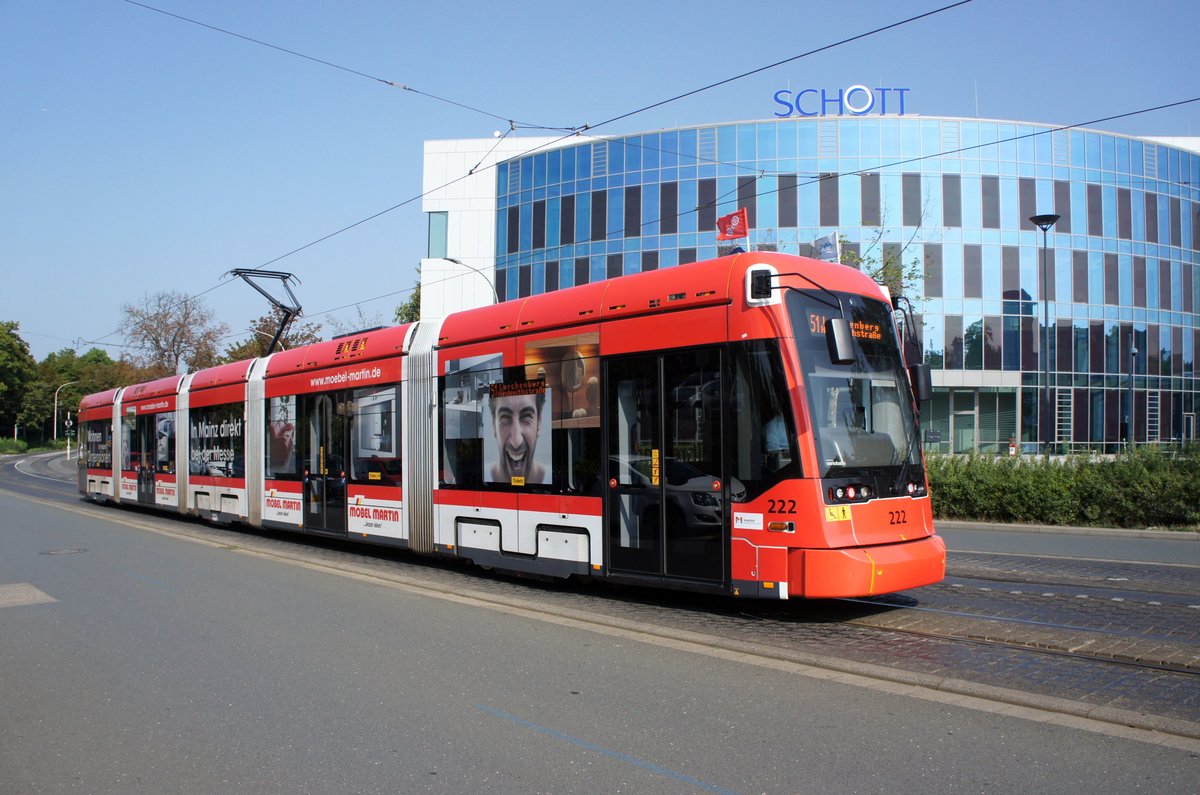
top-left (440, 340), bottom-right (602, 495)
top-left (351, 386), bottom-right (401, 484)
top-left (155, 413), bottom-right (175, 474)
top-left (731, 341), bottom-right (800, 501)
top-left (85, 420), bottom-right (112, 470)
top-left (189, 404), bottom-right (245, 479)
top-left (440, 354), bottom-right (503, 488)
top-left (121, 414), bottom-right (136, 470)
top-left (526, 335), bottom-right (601, 496)
top-left (266, 395), bottom-right (299, 479)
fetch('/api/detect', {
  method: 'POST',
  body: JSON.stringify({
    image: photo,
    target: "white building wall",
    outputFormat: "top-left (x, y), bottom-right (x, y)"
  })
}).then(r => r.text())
top-left (420, 135), bottom-right (561, 319)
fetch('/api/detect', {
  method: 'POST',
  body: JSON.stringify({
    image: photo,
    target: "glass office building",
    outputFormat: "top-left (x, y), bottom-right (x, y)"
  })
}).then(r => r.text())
top-left (429, 118), bottom-right (1200, 453)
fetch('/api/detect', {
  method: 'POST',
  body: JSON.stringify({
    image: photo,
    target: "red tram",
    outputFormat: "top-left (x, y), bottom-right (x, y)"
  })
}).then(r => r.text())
top-left (79, 252), bottom-right (945, 598)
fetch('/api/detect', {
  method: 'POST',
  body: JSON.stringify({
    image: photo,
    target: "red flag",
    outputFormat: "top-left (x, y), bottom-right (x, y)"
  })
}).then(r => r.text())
top-left (716, 207), bottom-right (749, 240)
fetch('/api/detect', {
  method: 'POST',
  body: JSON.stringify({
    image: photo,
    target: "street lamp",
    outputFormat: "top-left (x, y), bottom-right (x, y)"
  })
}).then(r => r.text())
top-left (53, 381), bottom-right (78, 441)
top-left (444, 257), bottom-right (500, 305)
top-left (1029, 214), bottom-right (1059, 458)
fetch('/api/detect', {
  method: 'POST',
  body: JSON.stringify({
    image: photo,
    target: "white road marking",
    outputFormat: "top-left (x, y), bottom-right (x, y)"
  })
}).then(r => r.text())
top-left (0, 583), bottom-right (57, 608)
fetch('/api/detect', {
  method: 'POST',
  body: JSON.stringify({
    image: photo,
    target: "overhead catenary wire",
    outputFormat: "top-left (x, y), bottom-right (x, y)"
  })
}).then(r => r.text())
top-left (222, 0), bottom-right (976, 280)
top-left (90, 1), bottom-right (1193, 353)
top-left (122, 0), bottom-right (579, 134)
top-left (73, 90), bottom-right (1200, 355)
top-left (71, 3), bottom-right (978, 350)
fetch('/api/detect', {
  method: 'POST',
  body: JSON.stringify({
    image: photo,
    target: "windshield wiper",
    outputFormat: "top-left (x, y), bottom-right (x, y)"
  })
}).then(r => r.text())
top-left (890, 427), bottom-right (919, 495)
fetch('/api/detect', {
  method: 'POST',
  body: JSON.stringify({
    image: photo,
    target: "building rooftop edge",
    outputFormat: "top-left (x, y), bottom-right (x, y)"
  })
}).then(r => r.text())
top-left (427, 118), bottom-right (1200, 156)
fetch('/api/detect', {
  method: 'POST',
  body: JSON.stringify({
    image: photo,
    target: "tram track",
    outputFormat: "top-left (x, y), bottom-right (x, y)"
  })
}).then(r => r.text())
top-left (837, 596), bottom-right (1200, 676)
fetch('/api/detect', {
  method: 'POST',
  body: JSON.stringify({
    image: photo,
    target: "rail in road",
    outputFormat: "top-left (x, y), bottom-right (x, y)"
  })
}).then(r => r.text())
top-left (4, 451), bottom-right (1199, 744)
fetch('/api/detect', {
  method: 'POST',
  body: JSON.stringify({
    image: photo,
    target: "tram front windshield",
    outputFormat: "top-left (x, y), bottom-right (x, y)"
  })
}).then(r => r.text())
top-left (787, 290), bottom-right (919, 479)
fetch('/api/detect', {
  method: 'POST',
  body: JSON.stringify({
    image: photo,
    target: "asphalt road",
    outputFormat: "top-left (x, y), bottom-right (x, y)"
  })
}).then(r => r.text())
top-left (1, 461), bottom-right (1197, 792)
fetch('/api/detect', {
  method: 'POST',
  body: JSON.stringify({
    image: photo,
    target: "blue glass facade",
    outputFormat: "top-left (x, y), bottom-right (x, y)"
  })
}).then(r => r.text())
top-left (491, 118), bottom-right (1200, 452)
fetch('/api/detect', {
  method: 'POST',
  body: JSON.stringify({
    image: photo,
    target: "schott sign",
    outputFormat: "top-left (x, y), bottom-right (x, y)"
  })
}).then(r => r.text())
top-left (773, 85), bottom-right (910, 117)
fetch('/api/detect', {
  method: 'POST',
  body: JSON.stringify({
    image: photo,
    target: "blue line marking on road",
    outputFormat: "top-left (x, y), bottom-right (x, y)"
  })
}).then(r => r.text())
top-left (475, 704), bottom-right (739, 795)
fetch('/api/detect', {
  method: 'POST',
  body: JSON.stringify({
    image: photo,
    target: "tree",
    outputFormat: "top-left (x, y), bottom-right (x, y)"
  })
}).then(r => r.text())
top-left (0, 322), bottom-right (37, 435)
top-left (223, 307), bottom-right (323, 362)
top-left (119, 291), bottom-right (230, 378)
top-left (394, 280), bottom-right (421, 324)
top-left (76, 348), bottom-right (125, 393)
top-left (327, 304), bottom-right (385, 338)
top-left (839, 228), bottom-right (926, 301)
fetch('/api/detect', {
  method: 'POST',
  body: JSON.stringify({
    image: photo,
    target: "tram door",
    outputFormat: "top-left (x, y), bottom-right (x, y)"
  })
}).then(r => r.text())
top-left (134, 414), bottom-right (156, 505)
top-left (605, 349), bottom-right (726, 583)
top-left (301, 393), bottom-right (347, 535)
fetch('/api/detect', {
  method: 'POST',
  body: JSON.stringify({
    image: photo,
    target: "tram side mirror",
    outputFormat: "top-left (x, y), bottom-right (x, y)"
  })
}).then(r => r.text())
top-left (908, 362), bottom-right (933, 402)
top-left (749, 269), bottom-right (773, 300)
top-left (825, 318), bottom-right (855, 364)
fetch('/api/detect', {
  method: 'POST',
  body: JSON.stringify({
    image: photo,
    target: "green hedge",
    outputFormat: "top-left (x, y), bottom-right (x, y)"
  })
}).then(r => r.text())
top-left (926, 446), bottom-right (1200, 529)
top-left (0, 439), bottom-right (29, 454)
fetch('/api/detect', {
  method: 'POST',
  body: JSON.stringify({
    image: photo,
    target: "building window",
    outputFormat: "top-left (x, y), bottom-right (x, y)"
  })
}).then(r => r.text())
top-left (1072, 251), bottom-right (1088, 303)
top-left (506, 207), bottom-right (519, 254)
top-left (698, 179), bottom-right (717, 235)
top-left (496, 268), bottom-right (508, 301)
top-left (532, 200), bottom-right (546, 250)
top-left (606, 254), bottom-right (622, 280)
top-left (1018, 178), bottom-right (1036, 227)
top-left (945, 315), bottom-right (963, 369)
top-left (902, 173), bottom-right (921, 227)
top-left (924, 244), bottom-right (942, 298)
top-left (1104, 254), bottom-right (1119, 305)
top-left (561, 195), bottom-right (575, 245)
top-left (942, 174), bottom-right (962, 227)
top-left (624, 187), bottom-right (641, 239)
top-left (862, 173), bottom-right (881, 226)
top-left (518, 264), bottom-right (532, 298)
top-left (1087, 184), bottom-right (1103, 236)
top-left (1053, 181), bottom-right (1071, 233)
top-left (1118, 189), bottom-right (1132, 239)
top-left (1170, 197), bottom-right (1182, 247)
top-left (819, 173), bottom-right (839, 227)
top-left (590, 190), bottom-right (607, 242)
top-left (428, 212), bottom-right (448, 259)
top-left (778, 174), bottom-right (798, 228)
top-left (660, 183), bottom-right (678, 235)
top-left (964, 244), bottom-right (982, 299)
top-left (1001, 246), bottom-right (1020, 301)
top-left (981, 176), bottom-right (1000, 229)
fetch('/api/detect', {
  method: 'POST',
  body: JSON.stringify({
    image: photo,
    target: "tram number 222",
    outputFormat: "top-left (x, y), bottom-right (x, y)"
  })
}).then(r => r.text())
top-left (888, 510), bottom-right (908, 525)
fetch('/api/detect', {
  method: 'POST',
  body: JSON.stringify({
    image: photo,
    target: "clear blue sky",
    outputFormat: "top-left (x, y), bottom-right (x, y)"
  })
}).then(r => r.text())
top-left (3, 0), bottom-right (1197, 362)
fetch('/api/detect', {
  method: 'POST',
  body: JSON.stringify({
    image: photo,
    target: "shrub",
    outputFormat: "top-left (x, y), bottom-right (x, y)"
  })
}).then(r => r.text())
top-left (0, 438), bottom-right (29, 454)
top-left (926, 446), bottom-right (1200, 529)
